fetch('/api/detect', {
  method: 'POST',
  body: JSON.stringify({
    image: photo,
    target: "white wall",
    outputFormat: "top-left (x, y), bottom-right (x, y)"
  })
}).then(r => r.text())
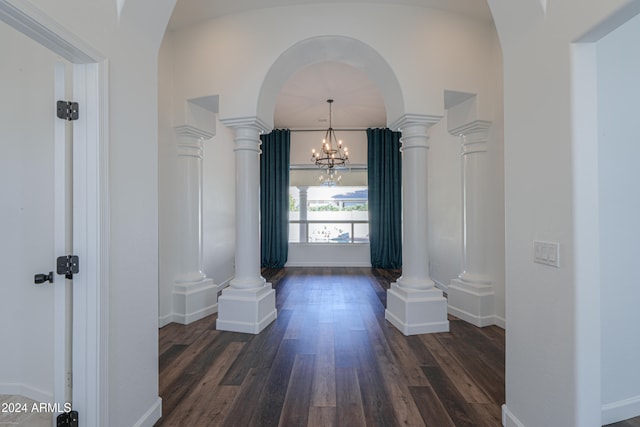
top-left (427, 116), bottom-right (463, 290)
top-left (487, 0), bottom-right (636, 425)
top-left (597, 12), bottom-right (640, 423)
top-left (167, 4), bottom-right (499, 122)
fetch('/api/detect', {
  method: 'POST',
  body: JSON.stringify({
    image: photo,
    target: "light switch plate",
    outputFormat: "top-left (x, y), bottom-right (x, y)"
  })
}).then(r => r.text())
top-left (533, 241), bottom-right (560, 267)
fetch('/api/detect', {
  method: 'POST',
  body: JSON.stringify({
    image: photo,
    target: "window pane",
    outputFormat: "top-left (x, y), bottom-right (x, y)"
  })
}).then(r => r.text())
top-left (289, 185), bottom-right (368, 244)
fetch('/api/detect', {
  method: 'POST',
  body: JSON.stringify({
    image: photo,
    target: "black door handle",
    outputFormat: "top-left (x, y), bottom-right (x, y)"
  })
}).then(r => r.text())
top-left (34, 272), bottom-right (54, 284)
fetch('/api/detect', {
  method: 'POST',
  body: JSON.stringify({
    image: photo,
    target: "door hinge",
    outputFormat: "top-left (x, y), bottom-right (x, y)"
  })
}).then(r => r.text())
top-left (57, 255), bottom-right (79, 280)
top-left (56, 410), bottom-right (78, 427)
top-left (56, 100), bottom-right (79, 121)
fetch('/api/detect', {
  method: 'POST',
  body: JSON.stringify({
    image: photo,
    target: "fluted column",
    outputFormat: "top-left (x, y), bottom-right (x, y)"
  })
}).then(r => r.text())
top-left (173, 125), bottom-right (219, 324)
top-left (298, 186), bottom-right (308, 243)
top-left (216, 117), bottom-right (277, 334)
top-left (385, 114), bottom-right (449, 335)
top-left (448, 120), bottom-right (495, 326)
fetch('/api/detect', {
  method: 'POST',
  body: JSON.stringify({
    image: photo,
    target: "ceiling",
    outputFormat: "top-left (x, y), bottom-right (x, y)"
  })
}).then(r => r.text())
top-left (167, 0), bottom-right (493, 130)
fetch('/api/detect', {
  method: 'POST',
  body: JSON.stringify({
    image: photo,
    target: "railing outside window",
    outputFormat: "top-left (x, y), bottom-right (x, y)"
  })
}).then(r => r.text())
top-left (289, 220), bottom-right (369, 244)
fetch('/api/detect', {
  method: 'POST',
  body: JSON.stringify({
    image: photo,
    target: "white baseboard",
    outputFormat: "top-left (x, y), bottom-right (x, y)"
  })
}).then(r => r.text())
top-left (133, 396), bottom-right (162, 427)
top-left (160, 278), bottom-right (231, 327)
top-left (602, 394), bottom-right (640, 425)
top-left (448, 305), bottom-right (497, 327)
top-left (284, 260), bottom-right (372, 267)
top-left (502, 404), bottom-right (526, 427)
top-left (0, 382), bottom-right (53, 404)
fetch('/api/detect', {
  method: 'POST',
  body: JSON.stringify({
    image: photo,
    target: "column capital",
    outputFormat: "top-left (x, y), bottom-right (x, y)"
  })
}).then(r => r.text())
top-left (449, 120), bottom-right (492, 137)
top-left (220, 116), bottom-right (271, 134)
top-left (449, 120), bottom-right (492, 155)
top-left (221, 116), bottom-right (271, 153)
top-left (174, 124), bottom-right (214, 140)
top-left (390, 114), bottom-right (442, 132)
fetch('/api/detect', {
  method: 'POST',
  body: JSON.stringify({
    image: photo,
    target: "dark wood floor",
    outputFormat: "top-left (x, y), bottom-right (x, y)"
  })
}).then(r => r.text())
top-left (155, 267), bottom-right (505, 426)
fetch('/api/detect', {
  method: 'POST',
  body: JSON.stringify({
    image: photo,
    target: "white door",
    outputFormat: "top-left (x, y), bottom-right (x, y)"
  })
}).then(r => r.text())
top-left (0, 19), bottom-right (73, 423)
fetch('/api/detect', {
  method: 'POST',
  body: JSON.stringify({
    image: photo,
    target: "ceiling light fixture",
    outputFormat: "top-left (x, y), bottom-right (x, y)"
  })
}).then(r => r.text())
top-left (311, 99), bottom-right (349, 175)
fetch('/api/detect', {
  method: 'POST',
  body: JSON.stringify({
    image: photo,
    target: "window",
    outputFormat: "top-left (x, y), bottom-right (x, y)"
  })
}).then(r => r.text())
top-left (289, 185), bottom-right (369, 243)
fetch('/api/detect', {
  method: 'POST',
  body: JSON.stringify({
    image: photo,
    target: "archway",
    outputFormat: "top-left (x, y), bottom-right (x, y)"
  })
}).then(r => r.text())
top-left (256, 35), bottom-right (405, 129)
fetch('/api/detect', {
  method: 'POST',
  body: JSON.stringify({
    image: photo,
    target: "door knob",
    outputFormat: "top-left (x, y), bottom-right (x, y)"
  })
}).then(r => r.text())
top-left (34, 272), bottom-right (54, 284)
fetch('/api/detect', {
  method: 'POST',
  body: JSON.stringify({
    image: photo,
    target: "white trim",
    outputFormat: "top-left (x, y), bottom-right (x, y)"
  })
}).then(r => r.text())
top-left (284, 260), bottom-right (372, 267)
top-left (447, 305), bottom-right (497, 328)
top-left (132, 397), bottom-right (163, 427)
top-left (53, 61), bottom-right (70, 414)
top-left (0, 2), bottom-right (109, 425)
top-left (602, 395), bottom-right (640, 425)
top-left (570, 42), bottom-right (601, 426)
top-left (502, 404), bottom-right (526, 427)
top-left (0, 383), bottom-right (54, 405)
top-left (159, 278), bottom-right (231, 328)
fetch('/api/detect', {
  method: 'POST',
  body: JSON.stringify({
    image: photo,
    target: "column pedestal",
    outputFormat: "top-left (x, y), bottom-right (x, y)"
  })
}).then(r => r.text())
top-left (384, 115), bottom-right (449, 335)
top-left (447, 120), bottom-right (495, 327)
top-left (386, 283), bottom-right (449, 335)
top-left (217, 117), bottom-right (277, 334)
top-left (216, 285), bottom-right (277, 334)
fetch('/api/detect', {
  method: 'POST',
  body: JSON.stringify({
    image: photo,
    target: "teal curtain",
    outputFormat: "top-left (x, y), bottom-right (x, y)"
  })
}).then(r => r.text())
top-left (260, 129), bottom-right (290, 268)
top-left (367, 128), bottom-right (402, 268)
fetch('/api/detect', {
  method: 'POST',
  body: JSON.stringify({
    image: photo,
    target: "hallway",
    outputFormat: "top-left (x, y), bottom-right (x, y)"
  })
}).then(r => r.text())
top-left (156, 267), bottom-right (504, 426)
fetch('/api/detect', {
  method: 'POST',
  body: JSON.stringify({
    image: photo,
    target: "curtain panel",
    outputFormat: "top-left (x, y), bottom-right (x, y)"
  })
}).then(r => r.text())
top-left (367, 128), bottom-right (402, 268)
top-left (260, 129), bottom-right (291, 268)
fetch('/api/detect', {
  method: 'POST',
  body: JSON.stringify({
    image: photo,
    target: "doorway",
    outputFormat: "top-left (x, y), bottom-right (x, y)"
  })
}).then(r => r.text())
top-left (0, 1), bottom-right (108, 424)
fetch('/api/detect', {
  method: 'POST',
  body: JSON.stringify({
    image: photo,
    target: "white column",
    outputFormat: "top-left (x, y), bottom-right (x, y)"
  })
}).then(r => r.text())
top-left (216, 117), bottom-right (277, 334)
top-left (298, 186), bottom-right (308, 243)
top-left (385, 114), bottom-right (449, 335)
top-left (448, 120), bottom-right (495, 326)
top-left (173, 125), bottom-right (219, 324)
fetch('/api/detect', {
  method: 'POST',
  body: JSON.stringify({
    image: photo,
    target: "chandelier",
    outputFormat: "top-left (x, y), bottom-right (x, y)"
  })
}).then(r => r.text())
top-left (311, 99), bottom-right (349, 173)
top-left (318, 168), bottom-right (342, 186)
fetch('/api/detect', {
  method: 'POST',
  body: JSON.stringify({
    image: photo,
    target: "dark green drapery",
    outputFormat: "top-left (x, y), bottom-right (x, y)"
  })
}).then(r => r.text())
top-left (260, 129), bottom-right (290, 268)
top-left (367, 128), bottom-right (402, 268)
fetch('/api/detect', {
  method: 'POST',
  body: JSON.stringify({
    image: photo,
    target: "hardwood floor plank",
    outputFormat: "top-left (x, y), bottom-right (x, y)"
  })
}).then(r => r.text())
top-left (352, 330), bottom-right (399, 427)
top-left (221, 368), bottom-right (270, 427)
top-left (335, 367), bottom-right (367, 427)
top-left (158, 341), bottom-right (244, 426)
top-left (307, 406), bottom-right (336, 427)
top-left (278, 354), bottom-right (316, 427)
top-left (248, 339), bottom-right (300, 426)
top-left (436, 329), bottom-right (505, 404)
top-left (159, 344), bottom-right (187, 373)
top-left (159, 331), bottom-right (241, 419)
top-left (409, 385), bottom-right (456, 427)
top-left (468, 402), bottom-right (503, 427)
top-left (310, 323), bottom-right (336, 407)
top-left (359, 303), bottom-right (426, 426)
top-left (422, 366), bottom-right (479, 427)
top-left (219, 308), bottom-right (293, 385)
top-left (449, 319), bottom-right (505, 382)
top-left (419, 333), bottom-right (492, 404)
